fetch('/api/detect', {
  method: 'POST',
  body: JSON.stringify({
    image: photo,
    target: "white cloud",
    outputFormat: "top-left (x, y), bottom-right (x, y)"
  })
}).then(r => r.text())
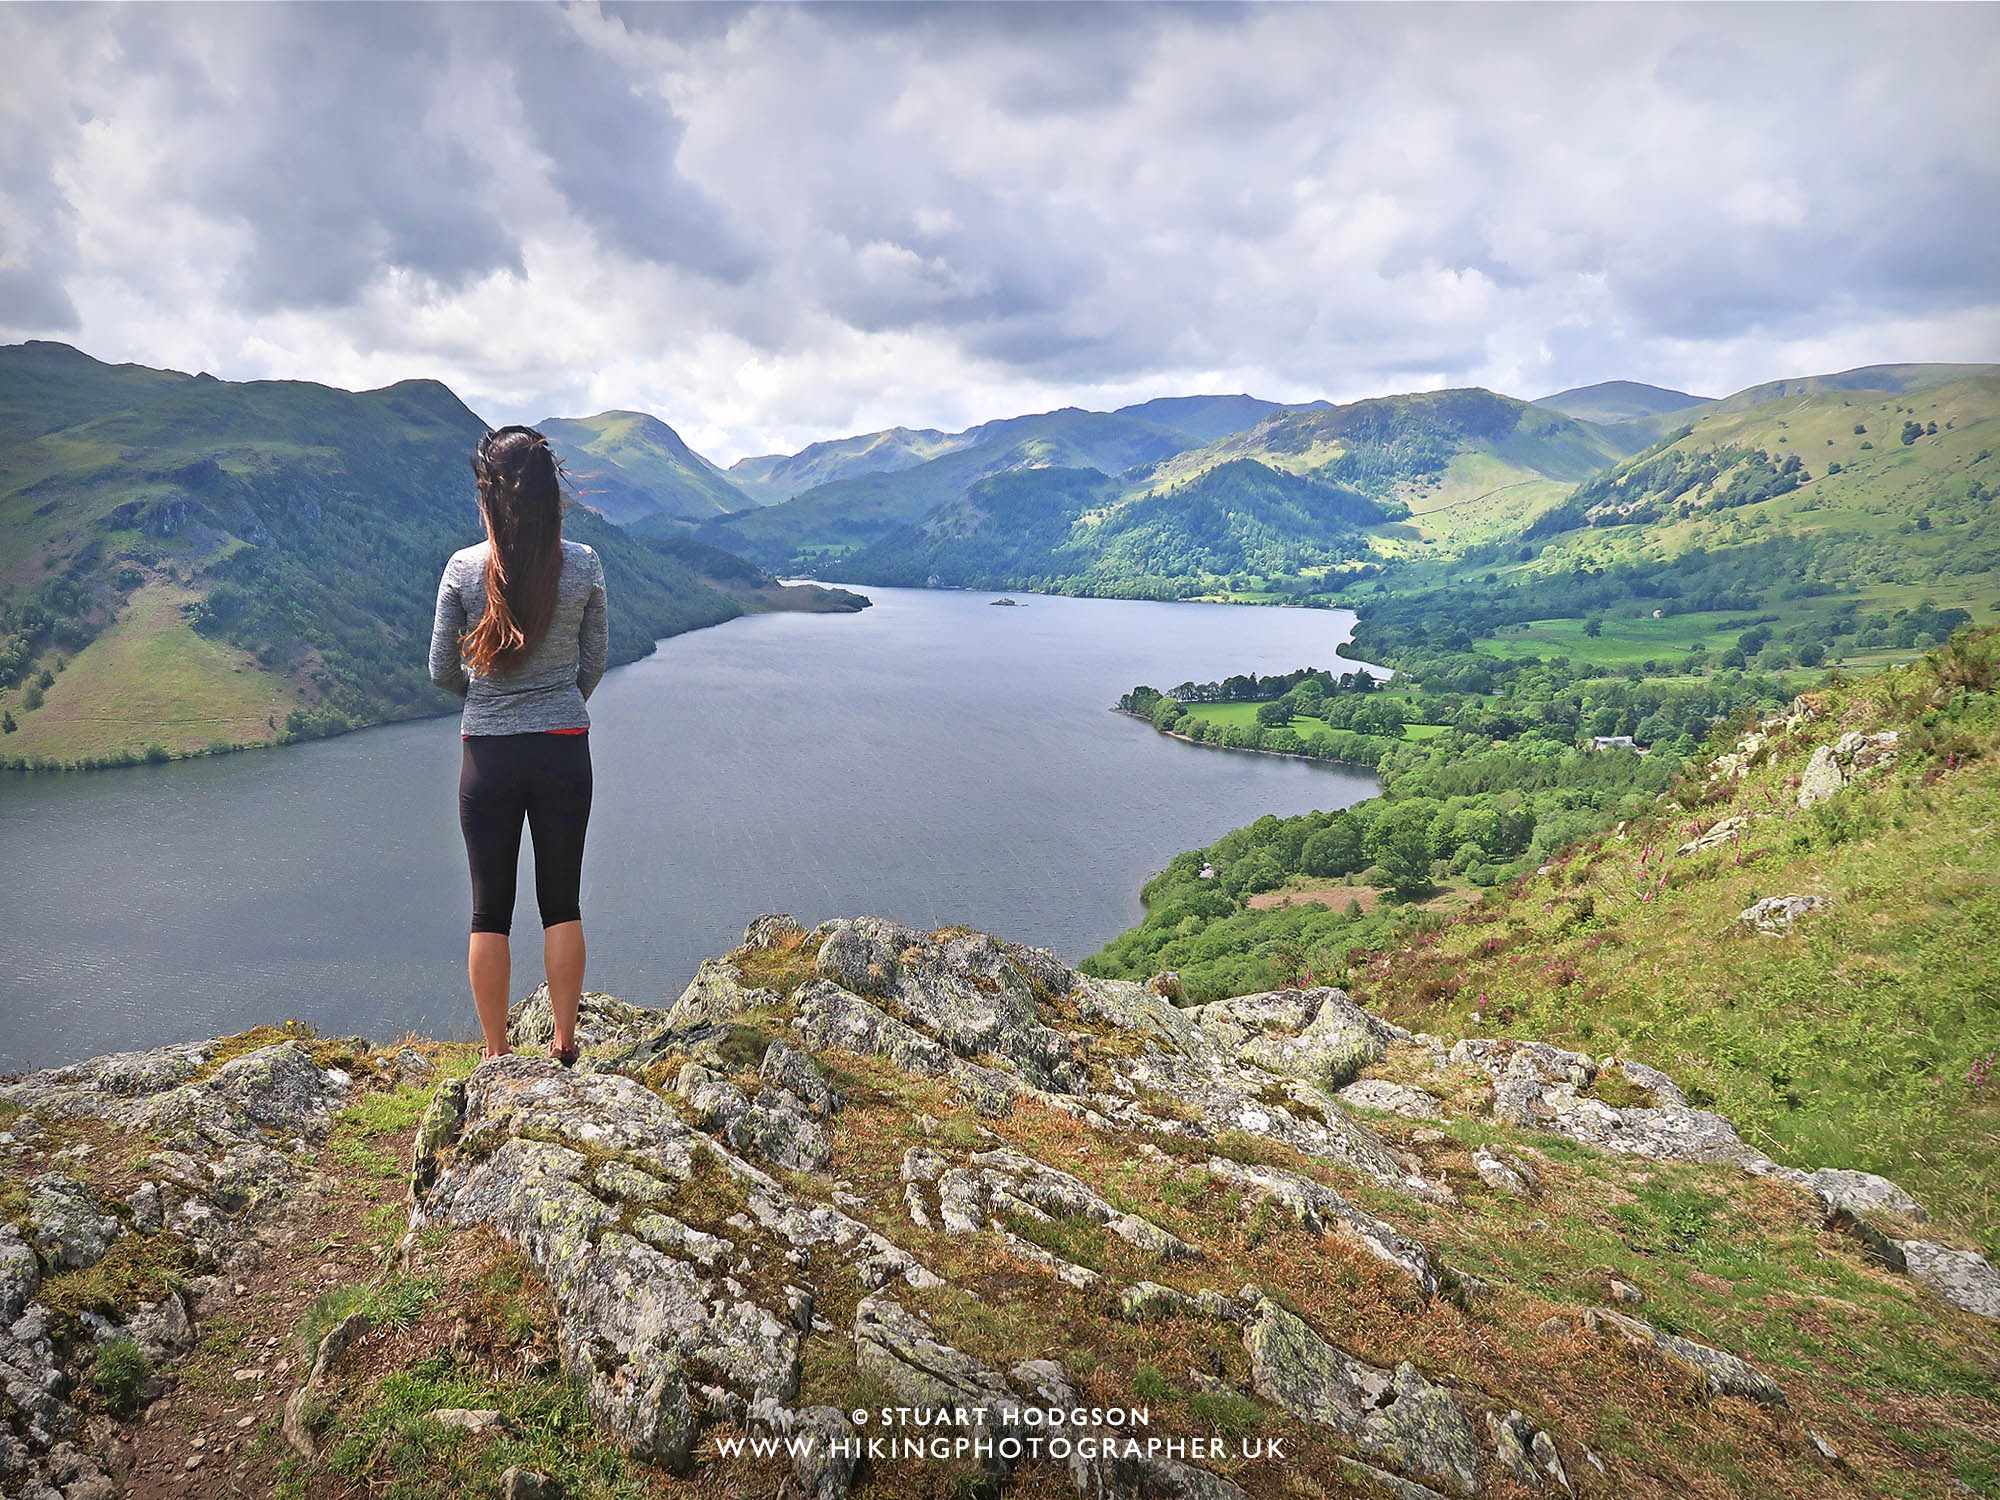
top-left (0, 1), bottom-right (1994, 463)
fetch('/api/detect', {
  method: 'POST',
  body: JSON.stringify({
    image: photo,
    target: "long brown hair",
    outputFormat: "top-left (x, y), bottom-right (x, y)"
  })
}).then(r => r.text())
top-left (462, 425), bottom-right (568, 677)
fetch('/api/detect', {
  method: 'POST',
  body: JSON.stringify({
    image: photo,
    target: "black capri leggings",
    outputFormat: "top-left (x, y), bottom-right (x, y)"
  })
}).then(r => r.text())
top-left (458, 732), bottom-right (593, 935)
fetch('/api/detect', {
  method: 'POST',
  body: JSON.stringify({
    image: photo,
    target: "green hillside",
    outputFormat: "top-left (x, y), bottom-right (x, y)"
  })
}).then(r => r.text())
top-left (538, 410), bottom-right (751, 525)
top-left (1606, 363), bottom-right (2000, 450)
top-left (697, 407), bottom-right (1208, 567)
top-left (1519, 373), bottom-right (2000, 613)
top-left (842, 458), bottom-right (1393, 595)
top-left (0, 345), bottom-right (850, 770)
top-left (833, 388), bottom-right (1627, 597)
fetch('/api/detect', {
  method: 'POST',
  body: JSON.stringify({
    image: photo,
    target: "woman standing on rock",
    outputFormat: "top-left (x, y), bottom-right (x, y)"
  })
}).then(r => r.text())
top-left (428, 425), bottom-right (607, 1066)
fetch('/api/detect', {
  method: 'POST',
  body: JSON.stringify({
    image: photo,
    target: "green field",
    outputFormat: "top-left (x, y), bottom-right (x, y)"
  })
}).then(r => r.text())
top-left (1181, 698), bottom-right (1444, 740)
top-left (0, 580), bottom-right (297, 760)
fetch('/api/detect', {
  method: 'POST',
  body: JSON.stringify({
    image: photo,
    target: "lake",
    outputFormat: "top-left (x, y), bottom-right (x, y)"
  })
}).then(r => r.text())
top-left (0, 586), bottom-right (1382, 1072)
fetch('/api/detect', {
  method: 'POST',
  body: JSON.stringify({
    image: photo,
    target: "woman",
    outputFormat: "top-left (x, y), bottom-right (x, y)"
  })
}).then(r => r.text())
top-left (428, 425), bottom-right (608, 1067)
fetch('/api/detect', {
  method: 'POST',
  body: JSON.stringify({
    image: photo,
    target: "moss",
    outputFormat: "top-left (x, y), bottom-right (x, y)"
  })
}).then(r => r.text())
top-left (727, 931), bottom-right (826, 1000)
top-left (39, 1230), bottom-right (197, 1323)
top-left (182, 1021), bottom-right (319, 1086)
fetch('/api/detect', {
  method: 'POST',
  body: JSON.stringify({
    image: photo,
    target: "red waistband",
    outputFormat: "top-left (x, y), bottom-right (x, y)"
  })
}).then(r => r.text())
top-left (462, 728), bottom-right (589, 737)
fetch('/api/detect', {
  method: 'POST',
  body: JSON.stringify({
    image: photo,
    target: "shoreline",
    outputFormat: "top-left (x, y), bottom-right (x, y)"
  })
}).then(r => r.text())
top-left (1110, 704), bottom-right (1388, 772)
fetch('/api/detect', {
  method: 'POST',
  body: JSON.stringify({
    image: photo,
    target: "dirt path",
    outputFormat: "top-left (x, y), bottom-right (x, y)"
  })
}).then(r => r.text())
top-left (116, 1116), bottom-right (424, 1498)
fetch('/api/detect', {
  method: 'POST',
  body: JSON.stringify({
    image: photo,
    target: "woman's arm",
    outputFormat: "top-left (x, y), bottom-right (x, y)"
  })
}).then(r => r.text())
top-left (428, 563), bottom-right (470, 697)
top-left (577, 550), bottom-right (608, 700)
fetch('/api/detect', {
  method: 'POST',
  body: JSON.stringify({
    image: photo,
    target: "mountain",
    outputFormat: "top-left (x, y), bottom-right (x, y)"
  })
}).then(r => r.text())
top-left (1596, 363), bottom-right (2000, 451)
top-left (537, 409), bottom-right (752, 525)
top-left (726, 426), bottom-right (976, 506)
top-left (0, 343), bottom-right (860, 769)
top-left (836, 387), bottom-right (1627, 595)
top-left (697, 406), bottom-right (1215, 567)
top-left (1111, 392), bottom-right (1323, 443)
top-left (723, 395), bottom-right (1310, 509)
top-left (843, 458), bottom-right (1393, 595)
top-left (1532, 379), bottom-right (1711, 429)
top-left (4, 640), bottom-right (1997, 1498)
top-left (1521, 372), bottom-right (2000, 598)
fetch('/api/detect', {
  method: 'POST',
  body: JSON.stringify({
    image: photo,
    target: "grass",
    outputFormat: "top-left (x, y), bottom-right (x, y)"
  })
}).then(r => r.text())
top-left (1181, 698), bottom-right (1446, 740)
top-left (0, 579), bottom-right (296, 761)
top-left (1360, 643), bottom-right (2000, 1253)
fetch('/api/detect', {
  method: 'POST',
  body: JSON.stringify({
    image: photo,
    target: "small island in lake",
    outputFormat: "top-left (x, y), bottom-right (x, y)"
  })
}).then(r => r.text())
top-left (990, 597), bottom-right (1020, 606)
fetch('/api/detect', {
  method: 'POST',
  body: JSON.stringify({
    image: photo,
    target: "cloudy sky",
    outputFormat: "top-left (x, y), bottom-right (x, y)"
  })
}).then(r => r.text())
top-left (3, 2), bottom-right (1997, 464)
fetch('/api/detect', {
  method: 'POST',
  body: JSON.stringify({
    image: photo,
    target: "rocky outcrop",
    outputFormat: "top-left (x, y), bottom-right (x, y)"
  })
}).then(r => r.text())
top-left (7, 908), bottom-right (1992, 1500)
top-left (1584, 1308), bottom-right (1786, 1405)
top-left (0, 1035), bottom-right (365, 1498)
top-left (1242, 1291), bottom-right (1480, 1495)
top-left (1736, 894), bottom-right (1828, 934)
top-left (1895, 1240), bottom-right (2000, 1317)
top-left (1797, 730), bottom-right (1899, 808)
top-left (1437, 1035), bottom-right (2000, 1322)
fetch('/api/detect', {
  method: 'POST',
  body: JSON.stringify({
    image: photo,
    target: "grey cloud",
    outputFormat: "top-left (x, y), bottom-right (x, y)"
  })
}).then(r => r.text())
top-left (3, 0), bottom-right (1997, 449)
top-left (119, 3), bottom-right (523, 311)
top-left (0, 268), bottom-right (78, 333)
top-left (506, 11), bottom-right (759, 282)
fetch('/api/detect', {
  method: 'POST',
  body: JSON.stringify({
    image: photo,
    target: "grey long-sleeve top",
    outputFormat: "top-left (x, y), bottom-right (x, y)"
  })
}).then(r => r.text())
top-left (428, 538), bottom-right (609, 734)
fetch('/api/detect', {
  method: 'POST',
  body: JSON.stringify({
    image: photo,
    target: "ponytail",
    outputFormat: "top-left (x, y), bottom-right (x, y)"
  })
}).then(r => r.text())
top-left (463, 426), bottom-right (567, 677)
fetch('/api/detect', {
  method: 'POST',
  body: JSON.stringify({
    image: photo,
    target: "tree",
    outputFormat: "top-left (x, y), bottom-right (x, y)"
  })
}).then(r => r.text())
top-left (1367, 802), bottom-right (1437, 899)
top-left (1301, 821), bottom-right (1366, 878)
top-left (0, 711), bottom-right (13, 734)
top-left (1583, 616), bottom-right (1604, 638)
top-left (1256, 698), bottom-right (1294, 727)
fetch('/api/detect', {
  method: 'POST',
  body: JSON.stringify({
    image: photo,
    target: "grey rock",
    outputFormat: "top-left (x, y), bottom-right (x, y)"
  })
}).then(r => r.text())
top-left (1203, 1156), bottom-right (1437, 1294)
top-left (122, 1293), bottom-right (196, 1363)
top-left (760, 1042), bottom-right (839, 1117)
top-left (1810, 1169), bottom-right (1926, 1221)
top-left (1798, 730), bottom-right (1898, 809)
top-left (500, 1467), bottom-right (565, 1500)
top-left (1487, 1409), bottom-right (1538, 1484)
top-left (1119, 1281), bottom-right (1204, 1321)
top-left (1676, 814), bottom-right (1752, 856)
top-left (1242, 1292), bottom-right (1479, 1494)
top-left (1895, 1240), bottom-right (2000, 1318)
top-left (508, 986), bottom-right (664, 1056)
top-left (853, 1292), bottom-right (1013, 1410)
top-left (414, 1057), bottom-right (939, 1472)
top-left (0, 1226), bottom-right (42, 1322)
top-left (426, 1407), bottom-right (503, 1432)
top-left (726, 1090), bottom-right (833, 1174)
top-left (1586, 1308), bottom-right (1785, 1404)
top-left (1472, 1149), bottom-right (1531, 1198)
top-left (665, 960), bottom-right (782, 1031)
top-left (390, 1046), bottom-right (437, 1086)
top-left (1200, 986), bottom-right (1405, 1089)
top-left (26, 1175), bottom-right (119, 1272)
top-left (1737, 895), bottom-right (1829, 935)
top-left (1338, 1078), bottom-right (1446, 1120)
top-left (742, 913), bottom-right (807, 951)
top-left (123, 1182), bottom-right (163, 1236)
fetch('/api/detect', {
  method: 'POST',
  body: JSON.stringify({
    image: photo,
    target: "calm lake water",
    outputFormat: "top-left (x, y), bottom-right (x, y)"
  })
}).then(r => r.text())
top-left (0, 587), bottom-right (1381, 1072)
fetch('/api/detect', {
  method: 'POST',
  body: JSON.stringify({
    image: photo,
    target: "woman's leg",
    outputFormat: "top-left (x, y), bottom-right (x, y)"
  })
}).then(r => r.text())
top-left (526, 734), bottom-right (592, 1054)
top-left (459, 736), bottom-right (529, 1059)
top-left (543, 921), bottom-right (585, 1052)
top-left (469, 933), bottom-right (511, 1059)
